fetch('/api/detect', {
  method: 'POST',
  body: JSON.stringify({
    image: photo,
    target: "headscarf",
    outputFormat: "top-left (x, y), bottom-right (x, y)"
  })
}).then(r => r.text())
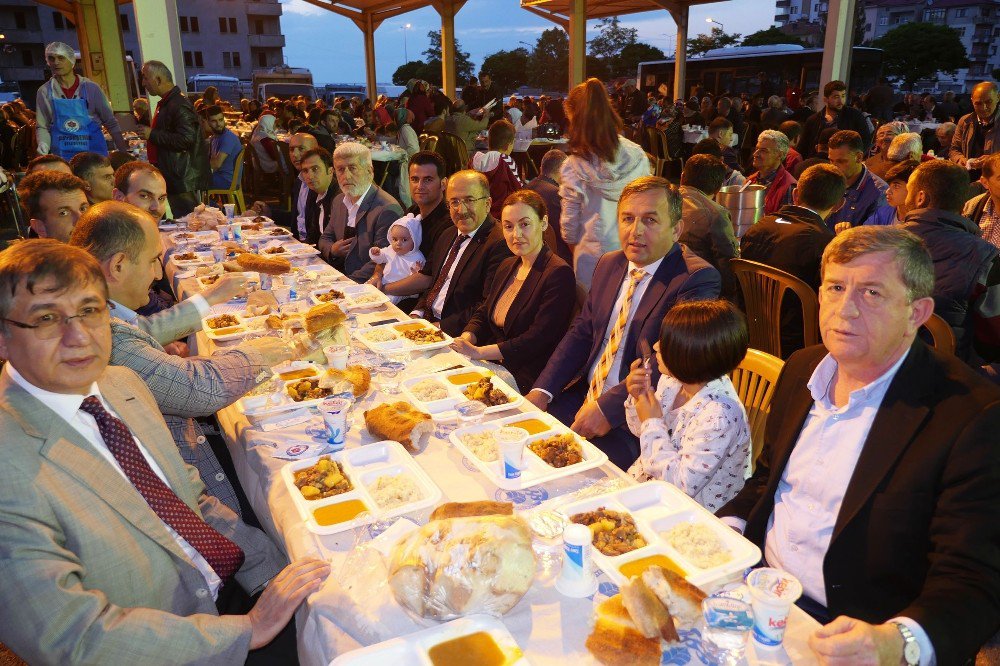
top-left (389, 213), bottom-right (422, 256)
top-left (44, 42), bottom-right (75, 62)
top-left (877, 120), bottom-right (909, 143)
top-left (251, 114), bottom-right (277, 142)
top-left (394, 107), bottom-right (411, 127)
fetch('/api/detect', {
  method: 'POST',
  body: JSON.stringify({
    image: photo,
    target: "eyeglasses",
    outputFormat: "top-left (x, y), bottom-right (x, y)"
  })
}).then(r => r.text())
top-left (3, 301), bottom-right (111, 340)
top-left (446, 196), bottom-right (488, 210)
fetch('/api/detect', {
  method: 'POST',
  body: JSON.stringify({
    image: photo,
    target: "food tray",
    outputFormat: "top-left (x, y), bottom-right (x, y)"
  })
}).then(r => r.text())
top-left (556, 480), bottom-right (761, 590)
top-left (261, 242), bottom-right (320, 258)
top-left (449, 411), bottom-right (608, 491)
top-left (169, 230), bottom-right (218, 244)
top-left (281, 441), bottom-right (443, 536)
top-left (329, 614), bottom-right (527, 665)
top-left (201, 312), bottom-right (256, 341)
top-left (195, 271), bottom-right (259, 291)
top-left (309, 283), bottom-right (390, 311)
top-left (352, 319), bottom-right (453, 353)
top-left (235, 360), bottom-right (332, 418)
top-left (171, 250), bottom-right (214, 267)
top-left (401, 367), bottom-right (523, 418)
top-left (242, 226), bottom-right (293, 240)
top-left (233, 214), bottom-right (275, 226)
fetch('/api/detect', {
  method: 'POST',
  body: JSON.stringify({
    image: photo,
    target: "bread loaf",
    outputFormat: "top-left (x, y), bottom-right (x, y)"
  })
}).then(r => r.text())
top-left (304, 302), bottom-right (346, 334)
top-left (429, 501), bottom-right (513, 521)
top-left (235, 252), bottom-right (291, 275)
top-left (621, 576), bottom-right (679, 642)
top-left (321, 366), bottom-right (371, 397)
top-left (388, 514), bottom-right (536, 619)
top-left (641, 565), bottom-right (706, 627)
top-left (586, 595), bottom-right (661, 666)
top-left (363, 401), bottom-right (432, 452)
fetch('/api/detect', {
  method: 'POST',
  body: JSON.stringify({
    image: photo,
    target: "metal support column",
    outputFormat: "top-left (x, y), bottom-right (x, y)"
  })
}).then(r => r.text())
top-left (672, 6), bottom-right (688, 101)
top-left (363, 13), bottom-right (378, 101)
top-left (132, 0), bottom-right (186, 105)
top-left (820, 0), bottom-right (857, 86)
top-left (567, 0), bottom-right (586, 89)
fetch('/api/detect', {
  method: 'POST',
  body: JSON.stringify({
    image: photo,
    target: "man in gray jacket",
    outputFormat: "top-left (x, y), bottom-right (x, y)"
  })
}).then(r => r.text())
top-left (678, 154), bottom-right (739, 299)
top-left (69, 201), bottom-right (295, 515)
top-left (949, 81), bottom-right (999, 179)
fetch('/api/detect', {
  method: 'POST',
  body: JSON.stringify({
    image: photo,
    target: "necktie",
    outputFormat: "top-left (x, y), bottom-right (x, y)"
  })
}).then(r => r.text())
top-left (79, 396), bottom-right (245, 582)
top-left (587, 269), bottom-right (647, 402)
top-left (424, 234), bottom-right (470, 318)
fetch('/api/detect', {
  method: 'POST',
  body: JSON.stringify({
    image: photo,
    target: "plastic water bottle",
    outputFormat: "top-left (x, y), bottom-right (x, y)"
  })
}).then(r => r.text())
top-left (701, 597), bottom-right (754, 665)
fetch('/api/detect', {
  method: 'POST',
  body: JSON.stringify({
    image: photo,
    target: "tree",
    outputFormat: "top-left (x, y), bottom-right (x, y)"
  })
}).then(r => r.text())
top-left (589, 17), bottom-right (638, 60)
top-left (618, 43), bottom-right (666, 79)
top-left (391, 61), bottom-right (429, 87)
top-left (481, 48), bottom-right (531, 93)
top-left (741, 26), bottom-right (804, 48)
top-left (530, 28), bottom-right (569, 92)
top-left (686, 27), bottom-right (742, 57)
top-left (586, 55), bottom-right (611, 82)
top-left (871, 23), bottom-right (969, 90)
top-left (404, 29), bottom-right (474, 87)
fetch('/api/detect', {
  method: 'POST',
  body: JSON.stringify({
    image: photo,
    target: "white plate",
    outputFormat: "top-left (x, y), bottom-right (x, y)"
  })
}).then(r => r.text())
top-left (233, 215), bottom-right (275, 227)
top-left (557, 480), bottom-right (761, 591)
top-left (236, 361), bottom-right (332, 418)
top-left (158, 223), bottom-right (181, 232)
top-left (281, 441), bottom-right (443, 536)
top-left (353, 319), bottom-right (452, 353)
top-left (195, 271), bottom-right (259, 291)
top-left (169, 230), bottom-right (218, 244)
top-left (171, 250), bottom-right (214, 267)
top-left (310, 284), bottom-right (390, 311)
top-left (243, 227), bottom-right (293, 241)
top-left (401, 367), bottom-right (522, 418)
top-left (201, 312), bottom-right (254, 341)
top-left (450, 411), bottom-right (608, 491)
top-left (330, 615), bottom-right (527, 665)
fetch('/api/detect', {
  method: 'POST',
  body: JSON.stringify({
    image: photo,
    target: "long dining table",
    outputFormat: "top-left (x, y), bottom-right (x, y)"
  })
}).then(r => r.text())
top-left (159, 226), bottom-right (821, 666)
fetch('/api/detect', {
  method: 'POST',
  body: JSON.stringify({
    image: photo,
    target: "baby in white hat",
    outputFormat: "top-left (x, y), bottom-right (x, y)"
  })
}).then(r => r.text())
top-left (369, 213), bottom-right (426, 304)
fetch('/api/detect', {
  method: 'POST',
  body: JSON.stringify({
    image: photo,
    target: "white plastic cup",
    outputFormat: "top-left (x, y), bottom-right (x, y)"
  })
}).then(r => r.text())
top-left (211, 247), bottom-right (226, 262)
top-left (555, 522), bottom-right (598, 597)
top-left (745, 568), bottom-right (803, 648)
top-left (218, 223), bottom-right (232, 241)
top-left (495, 427), bottom-right (528, 480)
top-left (272, 285), bottom-right (291, 304)
top-left (324, 344), bottom-right (349, 369)
top-left (223, 203), bottom-right (236, 220)
top-left (319, 396), bottom-right (352, 451)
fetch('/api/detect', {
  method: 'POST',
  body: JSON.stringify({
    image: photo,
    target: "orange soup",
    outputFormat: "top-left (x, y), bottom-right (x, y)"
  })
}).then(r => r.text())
top-left (428, 631), bottom-right (506, 666)
top-left (213, 326), bottom-right (243, 336)
top-left (446, 371), bottom-right (486, 385)
top-left (313, 499), bottom-right (368, 526)
top-left (278, 368), bottom-right (318, 381)
top-left (619, 553), bottom-right (687, 579)
top-left (394, 322), bottom-right (425, 332)
top-left (507, 419), bottom-right (550, 436)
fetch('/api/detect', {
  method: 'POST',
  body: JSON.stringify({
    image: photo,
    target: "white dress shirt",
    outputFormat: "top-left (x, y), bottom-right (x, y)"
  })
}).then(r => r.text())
top-left (342, 183), bottom-right (373, 230)
top-left (428, 223), bottom-right (482, 320)
top-left (110, 295), bottom-right (210, 328)
top-left (5, 364), bottom-right (223, 598)
top-left (295, 174), bottom-right (309, 239)
top-left (725, 350), bottom-right (935, 665)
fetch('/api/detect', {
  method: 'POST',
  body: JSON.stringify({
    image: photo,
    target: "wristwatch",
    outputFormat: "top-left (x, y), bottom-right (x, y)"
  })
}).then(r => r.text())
top-left (890, 621), bottom-right (920, 666)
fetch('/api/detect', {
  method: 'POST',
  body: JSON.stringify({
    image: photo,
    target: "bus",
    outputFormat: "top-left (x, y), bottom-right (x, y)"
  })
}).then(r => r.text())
top-left (637, 44), bottom-right (884, 99)
top-left (186, 74), bottom-right (243, 104)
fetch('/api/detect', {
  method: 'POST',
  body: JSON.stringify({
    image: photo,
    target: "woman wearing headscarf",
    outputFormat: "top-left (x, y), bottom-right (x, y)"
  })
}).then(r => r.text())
top-left (249, 113), bottom-right (280, 174)
top-left (395, 107), bottom-right (419, 158)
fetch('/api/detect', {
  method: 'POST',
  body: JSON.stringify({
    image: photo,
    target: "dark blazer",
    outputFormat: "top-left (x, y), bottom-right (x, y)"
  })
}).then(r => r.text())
top-left (414, 215), bottom-right (513, 337)
top-left (532, 244), bottom-right (721, 428)
top-left (148, 86), bottom-right (210, 195)
top-left (319, 184), bottom-right (403, 282)
top-left (800, 105), bottom-right (872, 159)
top-left (718, 342), bottom-right (1000, 666)
top-left (464, 246), bottom-right (576, 391)
top-left (269, 176), bottom-right (306, 236)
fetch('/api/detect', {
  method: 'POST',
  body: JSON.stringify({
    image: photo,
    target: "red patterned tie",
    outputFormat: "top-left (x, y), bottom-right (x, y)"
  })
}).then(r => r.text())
top-left (80, 396), bottom-right (244, 582)
top-left (423, 233), bottom-right (470, 318)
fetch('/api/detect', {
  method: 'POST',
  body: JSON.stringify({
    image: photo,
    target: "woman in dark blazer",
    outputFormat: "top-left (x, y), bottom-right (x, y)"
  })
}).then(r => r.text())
top-left (451, 190), bottom-right (577, 392)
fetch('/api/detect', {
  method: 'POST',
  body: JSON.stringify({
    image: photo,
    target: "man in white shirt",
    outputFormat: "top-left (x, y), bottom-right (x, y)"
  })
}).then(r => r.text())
top-left (718, 225), bottom-right (1000, 665)
top-left (0, 239), bottom-right (329, 664)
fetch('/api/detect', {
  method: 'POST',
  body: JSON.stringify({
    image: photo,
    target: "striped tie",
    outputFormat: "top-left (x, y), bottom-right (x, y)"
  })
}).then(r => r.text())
top-left (587, 269), bottom-right (647, 402)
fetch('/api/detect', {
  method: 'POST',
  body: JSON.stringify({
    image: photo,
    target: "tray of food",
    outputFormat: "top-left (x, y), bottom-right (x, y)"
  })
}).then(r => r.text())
top-left (260, 242), bottom-right (321, 258)
top-left (354, 319), bottom-right (452, 353)
top-left (242, 226), bottom-right (293, 240)
top-left (556, 480), bottom-right (761, 590)
top-left (233, 214), bottom-right (274, 228)
top-left (450, 411), bottom-right (607, 490)
top-left (169, 230), bottom-right (218, 244)
top-left (329, 614), bottom-right (527, 665)
top-left (195, 271), bottom-right (259, 290)
top-left (235, 361), bottom-right (371, 419)
top-left (401, 367), bottom-right (522, 417)
top-left (309, 283), bottom-right (390, 311)
top-left (280, 441), bottom-right (443, 535)
top-left (171, 250), bottom-right (214, 267)
top-left (201, 312), bottom-right (256, 341)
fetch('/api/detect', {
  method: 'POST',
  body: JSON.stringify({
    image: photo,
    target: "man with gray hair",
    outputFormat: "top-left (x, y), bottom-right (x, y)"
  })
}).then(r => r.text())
top-left (137, 60), bottom-right (209, 218)
top-left (933, 122), bottom-right (956, 157)
top-left (864, 120), bottom-right (908, 180)
top-left (887, 132), bottom-right (923, 163)
top-left (747, 129), bottom-right (798, 215)
top-left (444, 98), bottom-right (489, 151)
top-left (719, 226), bottom-right (1000, 666)
top-left (949, 81), bottom-right (999, 178)
top-left (319, 141), bottom-right (402, 282)
top-left (35, 41), bottom-right (128, 160)
top-left (526, 148), bottom-right (572, 263)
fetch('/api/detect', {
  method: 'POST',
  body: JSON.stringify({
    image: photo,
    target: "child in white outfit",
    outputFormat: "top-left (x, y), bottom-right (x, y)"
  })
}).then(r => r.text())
top-left (369, 214), bottom-right (426, 304)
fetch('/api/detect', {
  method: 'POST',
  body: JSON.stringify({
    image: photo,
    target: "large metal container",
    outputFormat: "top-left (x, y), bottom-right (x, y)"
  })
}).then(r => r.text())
top-left (716, 184), bottom-right (766, 238)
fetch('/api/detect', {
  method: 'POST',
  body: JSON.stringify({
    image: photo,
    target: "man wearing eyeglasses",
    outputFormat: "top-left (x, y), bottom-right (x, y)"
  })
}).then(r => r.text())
top-left (0, 239), bottom-right (329, 664)
top-left (409, 170), bottom-right (512, 336)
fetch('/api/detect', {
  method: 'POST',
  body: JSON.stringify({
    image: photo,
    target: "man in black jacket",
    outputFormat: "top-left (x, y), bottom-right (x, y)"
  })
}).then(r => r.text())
top-left (799, 80), bottom-right (872, 159)
top-left (138, 61), bottom-right (209, 218)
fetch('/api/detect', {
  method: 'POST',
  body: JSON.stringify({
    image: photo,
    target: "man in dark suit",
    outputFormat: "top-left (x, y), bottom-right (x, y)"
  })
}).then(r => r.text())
top-left (248, 132), bottom-right (319, 239)
top-left (408, 170), bottom-right (513, 336)
top-left (525, 149), bottom-right (572, 264)
top-left (800, 80), bottom-right (872, 159)
top-left (718, 225), bottom-right (1000, 666)
top-left (526, 176), bottom-right (722, 469)
top-left (319, 142), bottom-right (403, 282)
top-left (740, 163), bottom-right (845, 357)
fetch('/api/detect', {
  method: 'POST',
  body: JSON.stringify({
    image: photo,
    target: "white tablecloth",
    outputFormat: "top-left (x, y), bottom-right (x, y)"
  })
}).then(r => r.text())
top-left (163, 231), bottom-right (821, 666)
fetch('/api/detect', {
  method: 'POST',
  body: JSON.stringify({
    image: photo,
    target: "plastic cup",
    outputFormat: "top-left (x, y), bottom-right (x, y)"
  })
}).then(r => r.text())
top-left (324, 344), bottom-right (349, 370)
top-left (218, 223), bottom-right (232, 241)
top-left (223, 203), bottom-right (236, 220)
top-left (211, 247), bottom-right (226, 262)
top-left (455, 399), bottom-right (486, 424)
top-left (319, 396), bottom-right (352, 451)
top-left (745, 568), bottom-right (802, 648)
top-left (702, 596), bottom-right (753, 665)
top-left (376, 360), bottom-right (406, 393)
top-left (495, 427), bottom-right (529, 479)
top-left (272, 285), bottom-right (291, 304)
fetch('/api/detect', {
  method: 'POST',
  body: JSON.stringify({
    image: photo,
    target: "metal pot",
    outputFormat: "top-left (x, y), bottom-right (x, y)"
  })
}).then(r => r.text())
top-left (716, 184), bottom-right (766, 238)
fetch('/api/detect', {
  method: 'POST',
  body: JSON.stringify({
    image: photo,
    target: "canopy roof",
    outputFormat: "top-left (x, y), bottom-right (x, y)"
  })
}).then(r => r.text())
top-left (520, 0), bottom-right (726, 23)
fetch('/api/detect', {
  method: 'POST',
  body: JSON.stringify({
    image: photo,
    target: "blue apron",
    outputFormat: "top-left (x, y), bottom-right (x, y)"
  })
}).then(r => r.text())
top-left (51, 94), bottom-right (108, 160)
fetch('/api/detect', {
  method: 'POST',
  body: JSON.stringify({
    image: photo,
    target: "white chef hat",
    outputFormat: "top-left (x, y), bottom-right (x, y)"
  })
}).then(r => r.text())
top-left (45, 42), bottom-right (76, 61)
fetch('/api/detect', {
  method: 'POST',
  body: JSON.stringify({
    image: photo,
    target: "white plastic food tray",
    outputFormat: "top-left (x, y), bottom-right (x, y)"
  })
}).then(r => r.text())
top-left (281, 441), bottom-right (443, 536)
top-left (328, 614), bottom-right (528, 665)
top-left (310, 283), bottom-right (390, 311)
top-left (195, 271), bottom-right (259, 292)
top-left (235, 361), bottom-right (332, 419)
top-left (170, 230), bottom-right (218, 244)
top-left (242, 227), bottom-right (292, 240)
top-left (201, 312), bottom-right (257, 341)
top-left (449, 411), bottom-right (608, 491)
top-left (557, 480), bottom-right (761, 590)
top-left (171, 250), bottom-right (214, 267)
top-left (401, 367), bottom-right (523, 418)
top-left (353, 319), bottom-right (453, 353)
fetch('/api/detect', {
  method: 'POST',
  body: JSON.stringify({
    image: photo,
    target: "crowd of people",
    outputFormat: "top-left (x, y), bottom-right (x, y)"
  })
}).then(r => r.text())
top-left (0, 39), bottom-right (998, 665)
